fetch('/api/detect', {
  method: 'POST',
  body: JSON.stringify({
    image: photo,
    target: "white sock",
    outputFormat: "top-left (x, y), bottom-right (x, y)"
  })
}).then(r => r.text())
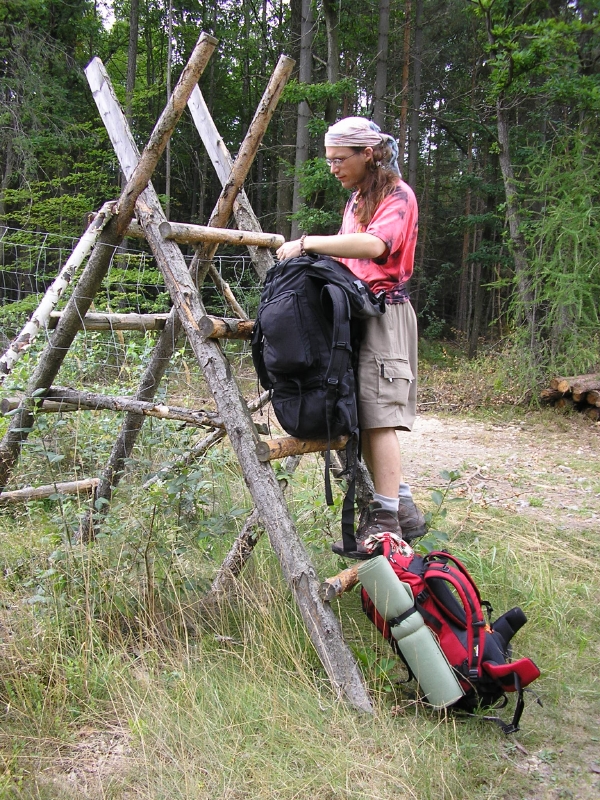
top-left (398, 482), bottom-right (413, 500)
top-left (373, 493), bottom-right (399, 512)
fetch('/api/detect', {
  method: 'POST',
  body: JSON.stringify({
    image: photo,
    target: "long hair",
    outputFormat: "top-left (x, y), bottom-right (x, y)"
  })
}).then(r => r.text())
top-left (352, 142), bottom-right (400, 227)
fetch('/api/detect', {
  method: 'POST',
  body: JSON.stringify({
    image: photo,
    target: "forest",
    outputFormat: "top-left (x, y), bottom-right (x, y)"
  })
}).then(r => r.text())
top-left (1, 0), bottom-right (599, 382)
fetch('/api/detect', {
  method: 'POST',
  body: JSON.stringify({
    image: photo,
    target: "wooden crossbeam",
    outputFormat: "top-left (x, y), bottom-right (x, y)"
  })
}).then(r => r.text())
top-left (319, 565), bottom-right (360, 603)
top-left (23, 387), bottom-right (225, 428)
top-left (199, 316), bottom-right (254, 340)
top-left (48, 311), bottom-right (170, 331)
top-left (256, 435), bottom-right (349, 462)
top-left (126, 220), bottom-right (283, 249)
top-left (0, 478), bottom-right (99, 504)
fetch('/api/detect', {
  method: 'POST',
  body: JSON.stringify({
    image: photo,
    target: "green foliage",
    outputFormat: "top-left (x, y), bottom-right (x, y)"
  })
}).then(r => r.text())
top-left (514, 131), bottom-right (600, 379)
top-left (416, 470), bottom-right (464, 554)
top-left (281, 77), bottom-right (357, 107)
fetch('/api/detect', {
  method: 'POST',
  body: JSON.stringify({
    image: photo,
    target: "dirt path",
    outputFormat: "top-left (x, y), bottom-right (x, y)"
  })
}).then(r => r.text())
top-left (401, 411), bottom-right (600, 533)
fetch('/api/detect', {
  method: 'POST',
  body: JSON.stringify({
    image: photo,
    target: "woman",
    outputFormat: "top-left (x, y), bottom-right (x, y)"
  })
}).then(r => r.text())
top-left (276, 116), bottom-right (425, 556)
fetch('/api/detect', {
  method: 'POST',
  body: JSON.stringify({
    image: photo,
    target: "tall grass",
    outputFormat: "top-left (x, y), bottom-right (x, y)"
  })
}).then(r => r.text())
top-left (1, 355), bottom-right (600, 798)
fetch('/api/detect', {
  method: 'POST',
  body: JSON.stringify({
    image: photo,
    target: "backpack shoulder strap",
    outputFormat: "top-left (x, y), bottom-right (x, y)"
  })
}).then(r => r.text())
top-left (320, 283), bottom-right (354, 506)
top-left (423, 555), bottom-right (487, 680)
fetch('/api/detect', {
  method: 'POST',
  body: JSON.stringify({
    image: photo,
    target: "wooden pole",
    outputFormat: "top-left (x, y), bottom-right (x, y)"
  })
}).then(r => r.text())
top-left (199, 316), bottom-right (254, 340)
top-left (0, 478), bottom-right (99, 504)
top-left (256, 435), bottom-right (349, 462)
top-left (48, 311), bottom-right (170, 332)
top-left (99, 63), bottom-right (373, 713)
top-left (188, 85), bottom-right (276, 281)
top-left (143, 390), bottom-right (271, 488)
top-left (153, 221), bottom-right (284, 249)
top-left (1, 397), bottom-right (79, 415)
top-left (187, 55), bottom-right (294, 292)
top-left (39, 387), bottom-right (225, 428)
top-left (319, 565), bottom-right (360, 603)
top-left (103, 35), bottom-right (218, 233)
top-left (0, 34), bottom-right (217, 494)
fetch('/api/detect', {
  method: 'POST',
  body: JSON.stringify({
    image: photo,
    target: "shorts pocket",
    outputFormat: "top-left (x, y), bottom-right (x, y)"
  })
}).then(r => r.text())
top-left (376, 358), bottom-right (413, 406)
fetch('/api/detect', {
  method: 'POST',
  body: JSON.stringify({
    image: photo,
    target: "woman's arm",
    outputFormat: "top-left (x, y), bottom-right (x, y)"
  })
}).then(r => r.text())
top-left (275, 232), bottom-right (387, 262)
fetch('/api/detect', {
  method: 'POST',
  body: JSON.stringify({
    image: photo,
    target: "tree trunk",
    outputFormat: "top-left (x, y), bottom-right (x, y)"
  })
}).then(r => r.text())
top-left (407, 0), bottom-right (423, 190)
top-left (398, 0), bottom-right (412, 168)
top-left (290, 0), bottom-right (314, 239)
top-left (323, 0), bottom-right (340, 125)
top-left (125, 0), bottom-right (139, 123)
top-left (482, 10), bottom-right (536, 336)
top-left (495, 97), bottom-right (536, 332)
top-left (373, 0), bottom-right (390, 130)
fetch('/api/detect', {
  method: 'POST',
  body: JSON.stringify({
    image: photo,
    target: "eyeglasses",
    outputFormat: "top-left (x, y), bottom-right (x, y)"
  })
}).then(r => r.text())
top-left (325, 153), bottom-right (361, 168)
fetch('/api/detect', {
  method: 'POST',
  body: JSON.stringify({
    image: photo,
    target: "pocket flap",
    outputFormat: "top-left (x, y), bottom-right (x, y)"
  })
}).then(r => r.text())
top-left (377, 358), bottom-right (413, 382)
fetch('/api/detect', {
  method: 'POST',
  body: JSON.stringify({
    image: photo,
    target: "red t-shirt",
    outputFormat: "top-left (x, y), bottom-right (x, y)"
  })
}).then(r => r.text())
top-left (337, 181), bottom-right (418, 297)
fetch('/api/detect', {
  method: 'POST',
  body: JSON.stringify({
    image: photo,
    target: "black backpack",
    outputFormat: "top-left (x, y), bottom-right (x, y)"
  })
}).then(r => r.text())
top-left (252, 254), bottom-right (385, 441)
top-left (251, 254), bottom-right (385, 506)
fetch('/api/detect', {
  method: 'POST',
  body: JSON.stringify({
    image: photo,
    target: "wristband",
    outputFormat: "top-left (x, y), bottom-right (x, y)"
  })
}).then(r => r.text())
top-left (300, 234), bottom-right (307, 256)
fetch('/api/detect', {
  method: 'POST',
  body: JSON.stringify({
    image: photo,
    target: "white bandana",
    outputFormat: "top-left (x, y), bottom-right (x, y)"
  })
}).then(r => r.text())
top-left (324, 116), bottom-right (383, 148)
top-left (324, 117), bottom-right (400, 175)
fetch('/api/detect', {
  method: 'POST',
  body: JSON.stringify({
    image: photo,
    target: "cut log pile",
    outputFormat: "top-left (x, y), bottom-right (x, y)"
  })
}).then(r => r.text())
top-left (540, 373), bottom-right (600, 421)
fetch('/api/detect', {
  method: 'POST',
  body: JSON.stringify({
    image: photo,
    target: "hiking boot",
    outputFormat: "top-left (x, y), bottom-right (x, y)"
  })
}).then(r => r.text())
top-left (331, 501), bottom-right (401, 559)
top-left (397, 497), bottom-right (427, 542)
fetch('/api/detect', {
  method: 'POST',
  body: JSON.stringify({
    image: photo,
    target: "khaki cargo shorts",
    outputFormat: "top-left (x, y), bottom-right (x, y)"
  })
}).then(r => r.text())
top-left (357, 301), bottom-right (417, 431)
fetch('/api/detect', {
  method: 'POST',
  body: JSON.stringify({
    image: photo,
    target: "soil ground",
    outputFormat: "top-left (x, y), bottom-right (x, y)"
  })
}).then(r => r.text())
top-left (403, 410), bottom-right (600, 534)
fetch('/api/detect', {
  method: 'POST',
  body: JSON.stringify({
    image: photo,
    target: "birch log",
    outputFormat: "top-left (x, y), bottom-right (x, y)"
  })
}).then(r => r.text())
top-left (99, 62), bottom-right (373, 713)
top-left (48, 311), bottom-right (170, 331)
top-left (188, 86), bottom-right (274, 281)
top-left (0, 33), bottom-right (217, 493)
top-left (0, 201), bottom-right (114, 384)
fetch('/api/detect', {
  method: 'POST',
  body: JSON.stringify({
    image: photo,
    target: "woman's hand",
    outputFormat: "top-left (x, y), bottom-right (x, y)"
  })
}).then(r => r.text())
top-left (276, 238), bottom-right (304, 261)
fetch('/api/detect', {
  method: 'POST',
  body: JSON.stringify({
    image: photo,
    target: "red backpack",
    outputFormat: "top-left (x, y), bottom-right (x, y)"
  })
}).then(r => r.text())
top-left (361, 536), bottom-right (541, 733)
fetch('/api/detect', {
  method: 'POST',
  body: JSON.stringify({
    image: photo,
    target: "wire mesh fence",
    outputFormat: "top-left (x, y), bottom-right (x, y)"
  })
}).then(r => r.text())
top-left (0, 225), bottom-right (261, 397)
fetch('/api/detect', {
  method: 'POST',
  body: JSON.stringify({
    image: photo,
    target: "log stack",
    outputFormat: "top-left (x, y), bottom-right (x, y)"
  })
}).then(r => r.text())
top-left (540, 373), bottom-right (600, 420)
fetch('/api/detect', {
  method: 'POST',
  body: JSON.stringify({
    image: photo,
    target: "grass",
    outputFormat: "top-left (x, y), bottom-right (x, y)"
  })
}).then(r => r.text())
top-left (1, 347), bottom-right (600, 798)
